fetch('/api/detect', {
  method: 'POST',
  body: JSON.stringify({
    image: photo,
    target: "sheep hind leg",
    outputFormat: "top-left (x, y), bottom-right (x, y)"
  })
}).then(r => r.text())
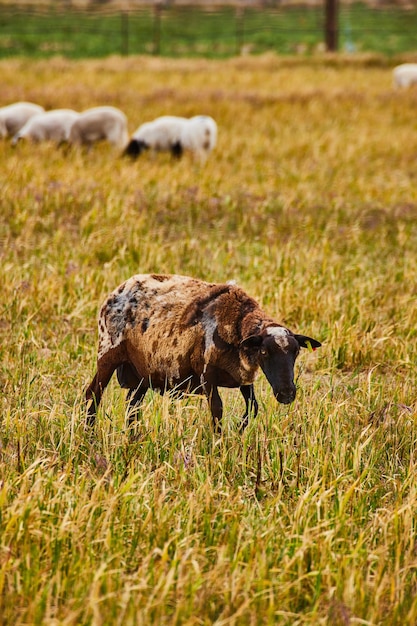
top-left (239, 385), bottom-right (258, 433)
top-left (126, 387), bottom-right (147, 427)
top-left (116, 363), bottom-right (147, 426)
top-left (85, 361), bottom-right (117, 427)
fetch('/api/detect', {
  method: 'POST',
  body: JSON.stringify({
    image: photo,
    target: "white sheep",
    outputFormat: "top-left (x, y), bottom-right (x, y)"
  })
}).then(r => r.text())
top-left (393, 64), bottom-right (417, 89)
top-left (0, 102), bottom-right (45, 139)
top-left (124, 115), bottom-right (187, 158)
top-left (181, 115), bottom-right (217, 162)
top-left (68, 106), bottom-right (129, 149)
top-left (124, 114), bottom-right (217, 162)
top-left (12, 109), bottom-right (80, 145)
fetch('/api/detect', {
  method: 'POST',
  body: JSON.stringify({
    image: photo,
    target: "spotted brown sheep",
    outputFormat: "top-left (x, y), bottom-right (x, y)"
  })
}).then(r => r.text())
top-left (86, 274), bottom-right (321, 432)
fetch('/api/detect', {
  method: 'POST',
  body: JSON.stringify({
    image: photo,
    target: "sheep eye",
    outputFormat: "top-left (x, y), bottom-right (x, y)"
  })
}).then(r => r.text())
top-left (261, 348), bottom-right (267, 356)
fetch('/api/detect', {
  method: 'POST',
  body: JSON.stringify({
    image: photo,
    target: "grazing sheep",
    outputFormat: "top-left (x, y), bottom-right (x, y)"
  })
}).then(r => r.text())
top-left (124, 115), bottom-right (217, 162)
top-left (0, 102), bottom-right (44, 138)
top-left (181, 115), bottom-right (217, 162)
top-left (124, 115), bottom-right (187, 159)
top-left (12, 109), bottom-right (80, 145)
top-left (393, 63), bottom-right (417, 88)
top-left (68, 106), bottom-right (129, 149)
top-left (86, 274), bottom-right (321, 432)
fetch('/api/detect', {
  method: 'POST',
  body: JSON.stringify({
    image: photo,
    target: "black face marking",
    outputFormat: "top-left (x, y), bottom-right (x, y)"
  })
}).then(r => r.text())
top-left (171, 141), bottom-right (183, 158)
top-left (123, 139), bottom-right (147, 159)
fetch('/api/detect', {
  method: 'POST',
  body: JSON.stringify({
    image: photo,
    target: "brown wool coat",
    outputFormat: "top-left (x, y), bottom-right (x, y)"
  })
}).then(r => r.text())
top-left (97, 274), bottom-right (278, 390)
top-left (86, 273), bottom-right (321, 430)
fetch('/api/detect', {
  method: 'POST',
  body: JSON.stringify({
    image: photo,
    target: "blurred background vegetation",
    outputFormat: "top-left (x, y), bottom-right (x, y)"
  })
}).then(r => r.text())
top-left (0, 1), bottom-right (416, 59)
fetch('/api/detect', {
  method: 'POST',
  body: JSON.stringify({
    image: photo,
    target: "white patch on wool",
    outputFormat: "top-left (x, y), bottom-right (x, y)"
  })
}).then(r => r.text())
top-left (97, 279), bottom-right (142, 360)
top-left (201, 312), bottom-right (217, 363)
top-left (97, 274), bottom-right (187, 360)
top-left (267, 326), bottom-right (290, 351)
top-left (98, 319), bottom-right (121, 359)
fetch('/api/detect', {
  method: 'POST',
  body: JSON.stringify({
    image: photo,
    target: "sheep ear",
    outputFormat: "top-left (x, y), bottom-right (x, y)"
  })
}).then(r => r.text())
top-left (294, 335), bottom-right (322, 351)
top-left (240, 335), bottom-right (263, 351)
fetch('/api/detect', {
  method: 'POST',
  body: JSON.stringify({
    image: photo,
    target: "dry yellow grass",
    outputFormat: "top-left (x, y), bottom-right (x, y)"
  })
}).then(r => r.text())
top-left (1, 54), bottom-right (417, 625)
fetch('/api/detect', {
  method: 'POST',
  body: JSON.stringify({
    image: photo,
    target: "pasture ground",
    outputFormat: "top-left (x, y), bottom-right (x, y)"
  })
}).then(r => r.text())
top-left (1, 54), bottom-right (417, 625)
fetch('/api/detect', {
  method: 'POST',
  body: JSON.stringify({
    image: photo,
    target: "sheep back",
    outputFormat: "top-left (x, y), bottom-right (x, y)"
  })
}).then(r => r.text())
top-left (0, 102), bottom-right (44, 138)
top-left (97, 274), bottom-right (266, 388)
top-left (12, 109), bottom-right (80, 144)
top-left (69, 106), bottom-right (128, 148)
top-left (393, 63), bottom-right (417, 88)
top-left (181, 115), bottom-right (217, 158)
top-left (132, 116), bottom-right (188, 151)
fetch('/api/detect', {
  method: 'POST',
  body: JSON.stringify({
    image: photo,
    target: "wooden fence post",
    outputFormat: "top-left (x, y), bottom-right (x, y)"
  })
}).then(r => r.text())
top-left (235, 5), bottom-right (244, 56)
top-left (121, 10), bottom-right (129, 56)
top-left (153, 2), bottom-right (162, 55)
top-left (325, 0), bottom-right (338, 51)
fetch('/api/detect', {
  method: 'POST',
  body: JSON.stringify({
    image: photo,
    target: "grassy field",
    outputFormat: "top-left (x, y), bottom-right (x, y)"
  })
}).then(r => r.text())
top-left (1, 3), bottom-right (417, 58)
top-left (1, 54), bottom-right (417, 624)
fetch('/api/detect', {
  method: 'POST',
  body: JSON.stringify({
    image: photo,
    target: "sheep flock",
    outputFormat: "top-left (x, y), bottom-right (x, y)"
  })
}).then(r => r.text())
top-left (1, 101), bottom-right (218, 162)
top-left (2, 64), bottom-right (412, 161)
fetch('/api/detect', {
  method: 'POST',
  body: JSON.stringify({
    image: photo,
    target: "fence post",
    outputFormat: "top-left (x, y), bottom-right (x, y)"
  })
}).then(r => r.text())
top-left (121, 10), bottom-right (129, 56)
top-left (153, 2), bottom-right (162, 55)
top-left (325, 0), bottom-right (338, 51)
top-left (235, 6), bottom-right (244, 55)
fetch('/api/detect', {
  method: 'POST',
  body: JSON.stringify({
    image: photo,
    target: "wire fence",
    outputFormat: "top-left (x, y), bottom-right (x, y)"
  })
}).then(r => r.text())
top-left (0, 2), bottom-right (416, 59)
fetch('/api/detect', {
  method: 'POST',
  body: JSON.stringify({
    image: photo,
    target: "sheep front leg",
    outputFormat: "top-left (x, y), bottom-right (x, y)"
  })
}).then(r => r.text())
top-left (116, 363), bottom-right (147, 426)
top-left (171, 141), bottom-right (183, 159)
top-left (239, 385), bottom-right (259, 432)
top-left (201, 366), bottom-right (223, 433)
top-left (206, 385), bottom-right (223, 434)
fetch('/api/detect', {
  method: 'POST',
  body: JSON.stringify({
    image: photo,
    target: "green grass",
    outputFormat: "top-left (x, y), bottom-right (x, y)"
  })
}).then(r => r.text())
top-left (0, 3), bottom-right (416, 58)
top-left (1, 54), bottom-right (417, 624)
